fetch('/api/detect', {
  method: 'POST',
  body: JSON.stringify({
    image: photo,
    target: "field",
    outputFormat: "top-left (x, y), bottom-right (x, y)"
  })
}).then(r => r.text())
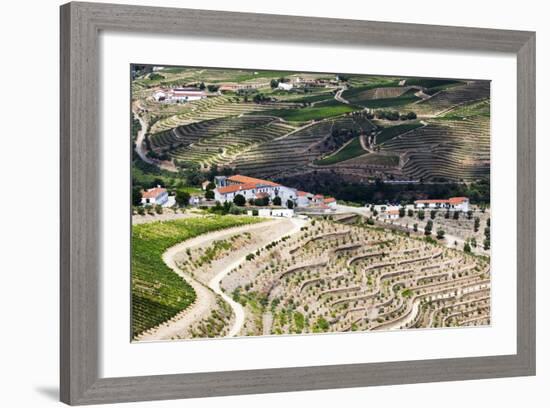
top-left (375, 122), bottom-right (424, 144)
top-left (131, 215), bottom-right (262, 338)
top-left (314, 136), bottom-right (368, 165)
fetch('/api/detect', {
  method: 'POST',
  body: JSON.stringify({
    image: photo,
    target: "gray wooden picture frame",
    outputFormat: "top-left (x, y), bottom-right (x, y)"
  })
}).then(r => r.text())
top-left (60, 1), bottom-right (536, 405)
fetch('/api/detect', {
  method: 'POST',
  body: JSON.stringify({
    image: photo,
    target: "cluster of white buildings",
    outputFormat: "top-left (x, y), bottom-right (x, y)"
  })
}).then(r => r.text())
top-left (213, 175), bottom-right (337, 211)
top-left (153, 87), bottom-right (207, 103)
top-left (370, 196), bottom-right (470, 220)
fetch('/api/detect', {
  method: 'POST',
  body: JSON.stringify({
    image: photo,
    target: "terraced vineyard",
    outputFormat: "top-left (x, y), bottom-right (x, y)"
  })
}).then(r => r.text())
top-left (221, 219), bottom-right (490, 335)
top-left (131, 215), bottom-right (262, 339)
top-left (381, 103), bottom-right (490, 181)
top-left (231, 112), bottom-right (376, 177)
top-left (409, 81), bottom-right (490, 116)
top-left (132, 65), bottom-right (490, 186)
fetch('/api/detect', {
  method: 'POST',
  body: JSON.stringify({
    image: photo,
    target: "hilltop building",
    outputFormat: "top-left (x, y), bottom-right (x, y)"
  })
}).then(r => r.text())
top-left (141, 186), bottom-right (168, 206)
top-left (414, 197), bottom-right (469, 212)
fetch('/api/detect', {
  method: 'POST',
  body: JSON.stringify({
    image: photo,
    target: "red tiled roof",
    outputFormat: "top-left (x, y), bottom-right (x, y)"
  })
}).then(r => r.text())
top-left (142, 187), bottom-right (167, 199)
top-left (297, 191), bottom-right (311, 197)
top-left (387, 209), bottom-right (400, 215)
top-left (216, 183), bottom-right (257, 194)
top-left (415, 197), bottom-right (468, 205)
top-left (255, 192), bottom-right (269, 199)
top-left (448, 197), bottom-right (468, 204)
top-left (323, 197), bottom-right (336, 203)
top-left (313, 194), bottom-right (324, 199)
top-left (227, 174), bottom-right (280, 187)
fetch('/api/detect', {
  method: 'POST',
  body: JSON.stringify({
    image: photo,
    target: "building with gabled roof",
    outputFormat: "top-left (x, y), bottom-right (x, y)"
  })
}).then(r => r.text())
top-left (141, 186), bottom-right (168, 206)
top-left (414, 197), bottom-right (469, 212)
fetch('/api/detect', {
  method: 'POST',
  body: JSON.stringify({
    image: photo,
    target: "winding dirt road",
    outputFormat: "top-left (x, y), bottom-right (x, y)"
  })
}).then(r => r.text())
top-left (137, 217), bottom-right (306, 341)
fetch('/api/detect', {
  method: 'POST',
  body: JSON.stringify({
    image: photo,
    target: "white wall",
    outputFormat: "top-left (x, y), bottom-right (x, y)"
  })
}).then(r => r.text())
top-left (0, 1), bottom-right (546, 407)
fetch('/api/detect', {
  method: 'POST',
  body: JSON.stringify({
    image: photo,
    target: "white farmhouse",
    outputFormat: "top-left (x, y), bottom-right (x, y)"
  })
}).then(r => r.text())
top-left (141, 186), bottom-right (168, 206)
top-left (213, 175), bottom-right (297, 207)
top-left (414, 197), bottom-right (469, 212)
top-left (277, 82), bottom-right (293, 91)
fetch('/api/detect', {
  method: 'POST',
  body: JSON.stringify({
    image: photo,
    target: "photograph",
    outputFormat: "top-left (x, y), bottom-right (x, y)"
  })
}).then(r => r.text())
top-left (130, 65), bottom-right (491, 342)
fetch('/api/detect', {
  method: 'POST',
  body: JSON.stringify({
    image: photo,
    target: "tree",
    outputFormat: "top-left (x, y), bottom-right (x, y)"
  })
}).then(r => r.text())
top-left (204, 190), bottom-right (215, 200)
top-left (407, 208), bottom-right (414, 217)
top-left (286, 199), bottom-right (294, 209)
top-left (463, 242), bottom-right (472, 253)
top-left (206, 182), bottom-right (216, 190)
top-left (199, 82), bottom-right (206, 90)
top-left (399, 207), bottom-right (405, 218)
top-left (270, 79), bottom-right (279, 89)
top-left (175, 190), bottom-right (191, 207)
top-left (272, 196), bottom-right (282, 206)
top-left (418, 209), bottom-right (425, 220)
top-left (467, 210), bottom-right (473, 220)
top-left (453, 211), bottom-right (460, 220)
top-left (430, 210), bottom-right (437, 220)
top-left (424, 220), bottom-right (433, 235)
top-left (413, 223), bottom-right (418, 232)
top-left (132, 186), bottom-right (142, 206)
top-left (474, 217), bottom-right (480, 232)
top-left (470, 237), bottom-right (477, 248)
top-left (445, 210), bottom-right (450, 219)
top-left (154, 204), bottom-right (163, 214)
top-left (436, 229), bottom-right (445, 240)
top-left (483, 238), bottom-right (491, 250)
top-left (233, 194), bottom-right (246, 207)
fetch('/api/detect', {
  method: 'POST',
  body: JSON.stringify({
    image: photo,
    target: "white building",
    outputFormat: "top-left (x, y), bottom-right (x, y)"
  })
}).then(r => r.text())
top-left (296, 191), bottom-right (313, 207)
top-left (277, 82), bottom-right (293, 91)
top-left (383, 209), bottom-right (400, 220)
top-left (153, 87), bottom-right (207, 103)
top-left (414, 197), bottom-right (469, 212)
top-left (213, 175), bottom-right (297, 207)
top-left (141, 186), bottom-right (168, 206)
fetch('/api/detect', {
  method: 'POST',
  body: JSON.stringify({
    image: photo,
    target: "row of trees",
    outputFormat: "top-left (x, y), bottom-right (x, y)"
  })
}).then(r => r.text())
top-left (232, 193), bottom-right (294, 209)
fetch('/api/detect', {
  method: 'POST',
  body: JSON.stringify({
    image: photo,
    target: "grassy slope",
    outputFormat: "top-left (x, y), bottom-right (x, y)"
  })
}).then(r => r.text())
top-left (253, 101), bottom-right (359, 122)
top-left (314, 136), bottom-right (367, 165)
top-left (132, 215), bottom-right (263, 338)
top-left (376, 122), bottom-right (423, 144)
top-left (436, 99), bottom-right (490, 120)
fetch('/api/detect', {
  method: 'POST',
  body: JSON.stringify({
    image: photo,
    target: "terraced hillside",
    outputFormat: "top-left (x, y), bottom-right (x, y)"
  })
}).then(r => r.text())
top-left (230, 112), bottom-right (376, 178)
top-left (381, 101), bottom-right (490, 181)
top-left (410, 81), bottom-right (490, 116)
top-left (145, 96), bottom-right (301, 133)
top-left (221, 219), bottom-right (490, 335)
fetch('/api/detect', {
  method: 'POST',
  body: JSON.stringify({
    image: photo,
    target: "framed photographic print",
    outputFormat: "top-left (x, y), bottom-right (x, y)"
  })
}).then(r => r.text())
top-left (60, 2), bottom-right (536, 405)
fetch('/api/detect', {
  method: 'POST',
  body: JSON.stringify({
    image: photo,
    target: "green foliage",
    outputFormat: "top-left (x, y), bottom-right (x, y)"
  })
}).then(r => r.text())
top-left (463, 242), bottom-right (472, 253)
top-left (132, 186), bottom-right (143, 206)
top-left (233, 194), bottom-right (246, 207)
top-left (272, 196), bottom-right (282, 206)
top-left (205, 190), bottom-right (215, 200)
top-left (313, 317), bottom-right (330, 333)
top-left (424, 220), bottom-right (433, 235)
top-left (436, 229), bottom-right (445, 239)
top-left (314, 137), bottom-right (367, 165)
top-left (175, 189), bottom-right (191, 207)
top-left (375, 122), bottom-right (423, 144)
top-left (131, 215), bottom-right (262, 337)
top-left (254, 102), bottom-right (359, 122)
top-left (418, 209), bottom-right (425, 220)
